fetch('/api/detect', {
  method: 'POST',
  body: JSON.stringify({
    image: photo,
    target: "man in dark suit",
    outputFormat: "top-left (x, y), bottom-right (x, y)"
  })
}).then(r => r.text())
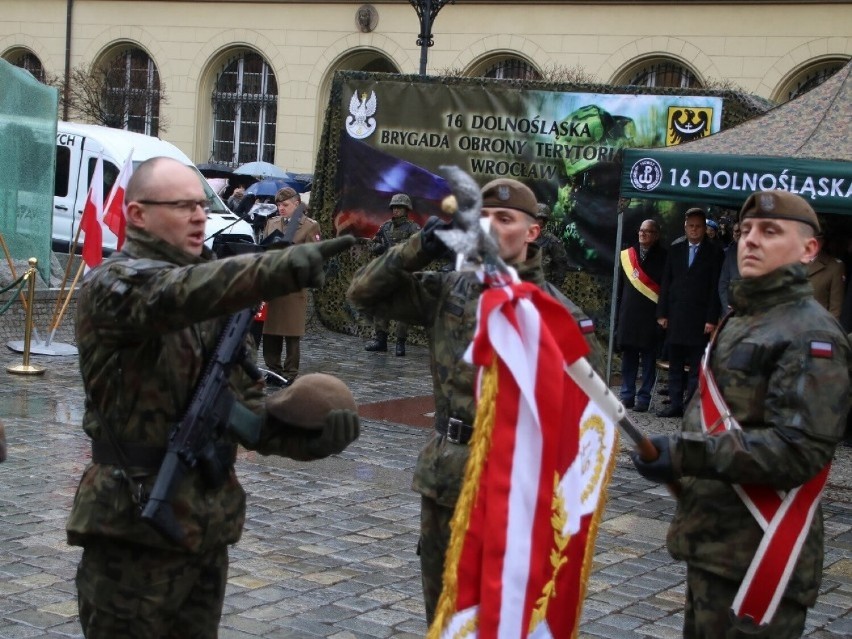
top-left (616, 219), bottom-right (667, 412)
top-left (656, 208), bottom-right (723, 417)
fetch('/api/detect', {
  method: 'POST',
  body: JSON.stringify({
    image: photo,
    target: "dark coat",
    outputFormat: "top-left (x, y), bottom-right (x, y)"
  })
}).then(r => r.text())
top-left (616, 241), bottom-right (667, 349)
top-left (657, 236), bottom-right (723, 346)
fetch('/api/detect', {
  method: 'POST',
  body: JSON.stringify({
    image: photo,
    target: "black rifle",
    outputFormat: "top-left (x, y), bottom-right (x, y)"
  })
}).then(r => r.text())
top-left (141, 308), bottom-right (263, 544)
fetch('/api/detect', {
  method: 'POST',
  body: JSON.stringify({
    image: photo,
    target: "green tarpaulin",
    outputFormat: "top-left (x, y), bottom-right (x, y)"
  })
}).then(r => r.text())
top-left (0, 59), bottom-right (58, 282)
top-left (620, 60), bottom-right (852, 215)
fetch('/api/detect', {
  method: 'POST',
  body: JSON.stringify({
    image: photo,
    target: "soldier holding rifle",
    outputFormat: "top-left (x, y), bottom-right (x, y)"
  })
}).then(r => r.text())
top-left (66, 157), bottom-right (359, 638)
top-left (631, 190), bottom-right (851, 638)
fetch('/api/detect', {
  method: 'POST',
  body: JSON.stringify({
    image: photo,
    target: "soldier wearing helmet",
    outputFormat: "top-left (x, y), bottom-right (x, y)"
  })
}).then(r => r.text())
top-left (534, 203), bottom-right (569, 286)
top-left (364, 193), bottom-right (421, 355)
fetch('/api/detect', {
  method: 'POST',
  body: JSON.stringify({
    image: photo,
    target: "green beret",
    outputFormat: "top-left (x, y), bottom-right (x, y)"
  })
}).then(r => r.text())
top-left (481, 178), bottom-right (538, 218)
top-left (739, 190), bottom-right (820, 233)
top-left (266, 373), bottom-right (356, 431)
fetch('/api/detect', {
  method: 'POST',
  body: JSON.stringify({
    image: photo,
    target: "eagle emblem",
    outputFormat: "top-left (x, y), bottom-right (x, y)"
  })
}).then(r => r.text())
top-left (345, 90), bottom-right (377, 140)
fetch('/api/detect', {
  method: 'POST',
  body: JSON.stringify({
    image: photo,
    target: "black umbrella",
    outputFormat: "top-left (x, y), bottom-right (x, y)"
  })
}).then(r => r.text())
top-left (197, 162), bottom-right (235, 178)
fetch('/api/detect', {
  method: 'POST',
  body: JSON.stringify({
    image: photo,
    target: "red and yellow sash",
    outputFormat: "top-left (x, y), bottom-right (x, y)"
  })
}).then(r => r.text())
top-left (620, 247), bottom-right (660, 303)
top-left (698, 342), bottom-right (829, 628)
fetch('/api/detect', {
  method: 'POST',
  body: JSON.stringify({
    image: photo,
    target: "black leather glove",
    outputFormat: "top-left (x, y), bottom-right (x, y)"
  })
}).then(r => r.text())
top-left (306, 409), bottom-right (360, 457)
top-left (284, 235), bottom-right (355, 289)
top-left (370, 242), bottom-right (387, 256)
top-left (420, 216), bottom-right (453, 259)
top-left (629, 434), bottom-right (675, 484)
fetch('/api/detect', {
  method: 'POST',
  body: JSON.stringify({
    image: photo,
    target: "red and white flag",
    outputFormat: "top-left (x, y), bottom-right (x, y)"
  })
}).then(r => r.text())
top-left (429, 281), bottom-right (617, 639)
top-left (103, 152), bottom-right (133, 249)
top-left (80, 154), bottom-right (104, 268)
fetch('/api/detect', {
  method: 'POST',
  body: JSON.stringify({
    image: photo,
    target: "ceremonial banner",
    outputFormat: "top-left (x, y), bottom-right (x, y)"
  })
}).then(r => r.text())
top-left (333, 76), bottom-right (721, 273)
top-left (430, 281), bottom-right (617, 639)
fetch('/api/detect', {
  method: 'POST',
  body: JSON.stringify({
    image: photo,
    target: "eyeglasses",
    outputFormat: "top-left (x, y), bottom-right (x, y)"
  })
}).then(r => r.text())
top-left (138, 199), bottom-right (212, 215)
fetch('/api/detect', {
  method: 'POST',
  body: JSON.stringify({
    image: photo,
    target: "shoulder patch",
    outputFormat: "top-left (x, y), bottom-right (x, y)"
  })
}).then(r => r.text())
top-left (810, 341), bottom-right (834, 359)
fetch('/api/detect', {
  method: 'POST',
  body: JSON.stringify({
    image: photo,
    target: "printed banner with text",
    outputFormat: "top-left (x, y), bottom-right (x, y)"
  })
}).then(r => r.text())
top-left (334, 77), bottom-right (721, 273)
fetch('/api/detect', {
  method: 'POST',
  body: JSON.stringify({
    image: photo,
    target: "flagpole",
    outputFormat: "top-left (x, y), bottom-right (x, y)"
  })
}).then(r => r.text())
top-left (565, 356), bottom-right (680, 496)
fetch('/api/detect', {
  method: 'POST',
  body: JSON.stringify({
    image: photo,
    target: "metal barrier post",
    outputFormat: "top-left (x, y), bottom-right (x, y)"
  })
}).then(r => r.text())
top-left (7, 258), bottom-right (46, 376)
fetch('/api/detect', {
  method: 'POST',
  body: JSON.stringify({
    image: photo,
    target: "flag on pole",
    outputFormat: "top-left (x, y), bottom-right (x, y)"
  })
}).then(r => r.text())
top-left (80, 153), bottom-right (104, 268)
top-left (103, 152), bottom-right (133, 249)
top-left (429, 281), bottom-right (618, 639)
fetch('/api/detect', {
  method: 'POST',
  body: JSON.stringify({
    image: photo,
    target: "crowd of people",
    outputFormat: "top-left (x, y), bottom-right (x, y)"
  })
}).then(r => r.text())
top-left (66, 160), bottom-right (851, 639)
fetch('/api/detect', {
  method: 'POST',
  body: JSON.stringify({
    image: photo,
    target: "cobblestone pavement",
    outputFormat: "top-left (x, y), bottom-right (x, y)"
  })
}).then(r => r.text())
top-left (0, 325), bottom-right (850, 638)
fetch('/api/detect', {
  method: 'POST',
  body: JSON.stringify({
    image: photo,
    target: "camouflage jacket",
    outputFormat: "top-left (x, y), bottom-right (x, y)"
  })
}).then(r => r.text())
top-left (347, 231), bottom-right (602, 507)
top-left (67, 227), bottom-right (337, 553)
top-left (369, 218), bottom-right (421, 256)
top-left (667, 263), bottom-right (851, 606)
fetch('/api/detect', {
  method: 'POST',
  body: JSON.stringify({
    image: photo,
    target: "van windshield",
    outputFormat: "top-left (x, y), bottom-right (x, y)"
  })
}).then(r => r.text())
top-left (130, 161), bottom-right (230, 215)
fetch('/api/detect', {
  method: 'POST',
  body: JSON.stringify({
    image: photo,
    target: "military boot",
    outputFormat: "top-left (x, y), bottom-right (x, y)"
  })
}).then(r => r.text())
top-left (395, 338), bottom-right (406, 357)
top-left (365, 331), bottom-right (388, 352)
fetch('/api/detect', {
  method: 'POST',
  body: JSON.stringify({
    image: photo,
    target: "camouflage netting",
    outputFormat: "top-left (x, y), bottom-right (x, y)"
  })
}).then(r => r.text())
top-left (311, 71), bottom-right (772, 346)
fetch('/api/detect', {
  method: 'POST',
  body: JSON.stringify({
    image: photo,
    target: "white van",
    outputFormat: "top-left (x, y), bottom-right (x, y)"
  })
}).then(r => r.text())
top-left (54, 122), bottom-right (255, 253)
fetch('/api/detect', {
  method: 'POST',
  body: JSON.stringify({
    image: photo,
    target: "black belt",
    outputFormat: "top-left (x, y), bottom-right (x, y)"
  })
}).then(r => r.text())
top-left (435, 417), bottom-right (474, 445)
top-left (91, 441), bottom-right (237, 470)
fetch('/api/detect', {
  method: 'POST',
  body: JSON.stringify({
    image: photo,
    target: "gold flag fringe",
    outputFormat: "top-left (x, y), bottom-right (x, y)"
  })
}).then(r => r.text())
top-left (427, 361), bottom-right (499, 639)
top-left (570, 428), bottom-right (620, 639)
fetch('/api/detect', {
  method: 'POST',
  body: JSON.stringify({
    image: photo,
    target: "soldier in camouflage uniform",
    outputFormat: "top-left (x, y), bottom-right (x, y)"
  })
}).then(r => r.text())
top-left (347, 178), bottom-right (602, 624)
top-left (631, 190), bottom-right (851, 639)
top-left (364, 193), bottom-right (421, 355)
top-left (67, 157), bottom-right (359, 638)
top-left (533, 203), bottom-right (569, 286)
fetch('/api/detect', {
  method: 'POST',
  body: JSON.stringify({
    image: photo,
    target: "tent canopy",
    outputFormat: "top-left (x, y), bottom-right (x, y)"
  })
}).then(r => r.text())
top-left (620, 61), bottom-right (852, 215)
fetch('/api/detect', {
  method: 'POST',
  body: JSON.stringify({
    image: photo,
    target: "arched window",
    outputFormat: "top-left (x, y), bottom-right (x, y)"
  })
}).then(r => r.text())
top-left (211, 52), bottom-right (277, 166)
top-left (7, 50), bottom-right (45, 82)
top-left (786, 60), bottom-right (847, 101)
top-left (626, 60), bottom-right (701, 89)
top-left (482, 58), bottom-right (541, 81)
top-left (102, 48), bottom-right (162, 136)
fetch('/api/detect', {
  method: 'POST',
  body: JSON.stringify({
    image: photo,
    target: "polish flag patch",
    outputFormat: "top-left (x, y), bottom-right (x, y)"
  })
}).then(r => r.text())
top-left (579, 318), bottom-right (595, 334)
top-left (810, 341), bottom-right (834, 358)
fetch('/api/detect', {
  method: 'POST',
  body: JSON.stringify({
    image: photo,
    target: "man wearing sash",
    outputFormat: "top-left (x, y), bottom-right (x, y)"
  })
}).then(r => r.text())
top-left (616, 219), bottom-right (666, 411)
top-left (631, 190), bottom-right (851, 638)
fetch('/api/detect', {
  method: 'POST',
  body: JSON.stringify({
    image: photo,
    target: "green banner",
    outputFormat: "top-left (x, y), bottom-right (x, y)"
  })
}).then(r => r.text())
top-left (335, 76), bottom-right (722, 273)
top-left (621, 149), bottom-right (852, 215)
top-left (0, 60), bottom-right (57, 283)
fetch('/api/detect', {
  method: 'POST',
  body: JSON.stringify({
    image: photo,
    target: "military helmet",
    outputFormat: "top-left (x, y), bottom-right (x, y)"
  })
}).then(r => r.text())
top-left (389, 193), bottom-right (413, 210)
top-left (556, 105), bottom-right (636, 177)
top-left (536, 203), bottom-right (552, 220)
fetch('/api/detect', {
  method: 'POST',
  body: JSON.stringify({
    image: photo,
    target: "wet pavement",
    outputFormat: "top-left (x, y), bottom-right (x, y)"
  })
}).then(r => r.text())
top-left (1, 322), bottom-right (850, 638)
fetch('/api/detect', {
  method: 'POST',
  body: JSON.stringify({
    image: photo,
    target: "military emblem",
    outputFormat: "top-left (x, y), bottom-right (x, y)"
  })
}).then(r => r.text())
top-left (345, 90), bottom-right (377, 139)
top-left (497, 185), bottom-right (511, 202)
top-left (760, 193), bottom-right (776, 212)
top-left (667, 106), bottom-right (714, 146)
top-left (629, 158), bottom-right (663, 192)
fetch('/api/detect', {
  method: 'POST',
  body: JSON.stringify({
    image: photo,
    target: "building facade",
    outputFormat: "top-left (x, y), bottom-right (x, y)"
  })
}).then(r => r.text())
top-left (2, 0), bottom-right (850, 173)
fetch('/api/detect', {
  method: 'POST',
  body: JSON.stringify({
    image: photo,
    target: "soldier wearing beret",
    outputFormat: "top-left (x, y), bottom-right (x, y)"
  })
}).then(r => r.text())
top-left (632, 190), bottom-right (851, 638)
top-left (347, 177), bottom-right (602, 624)
top-left (67, 157), bottom-right (359, 638)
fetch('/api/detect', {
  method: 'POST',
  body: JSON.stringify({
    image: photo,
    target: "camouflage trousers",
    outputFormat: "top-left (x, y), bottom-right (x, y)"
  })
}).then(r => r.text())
top-left (684, 565), bottom-right (807, 639)
top-left (419, 495), bottom-right (454, 626)
top-left (373, 317), bottom-right (409, 340)
top-left (76, 539), bottom-right (229, 638)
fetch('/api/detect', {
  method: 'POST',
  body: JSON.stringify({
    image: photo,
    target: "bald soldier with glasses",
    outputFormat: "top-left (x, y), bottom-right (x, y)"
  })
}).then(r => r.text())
top-left (67, 156), bottom-right (359, 638)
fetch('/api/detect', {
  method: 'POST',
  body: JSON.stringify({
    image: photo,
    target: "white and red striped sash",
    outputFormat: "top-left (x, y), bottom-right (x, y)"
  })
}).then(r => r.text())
top-left (698, 342), bottom-right (829, 627)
